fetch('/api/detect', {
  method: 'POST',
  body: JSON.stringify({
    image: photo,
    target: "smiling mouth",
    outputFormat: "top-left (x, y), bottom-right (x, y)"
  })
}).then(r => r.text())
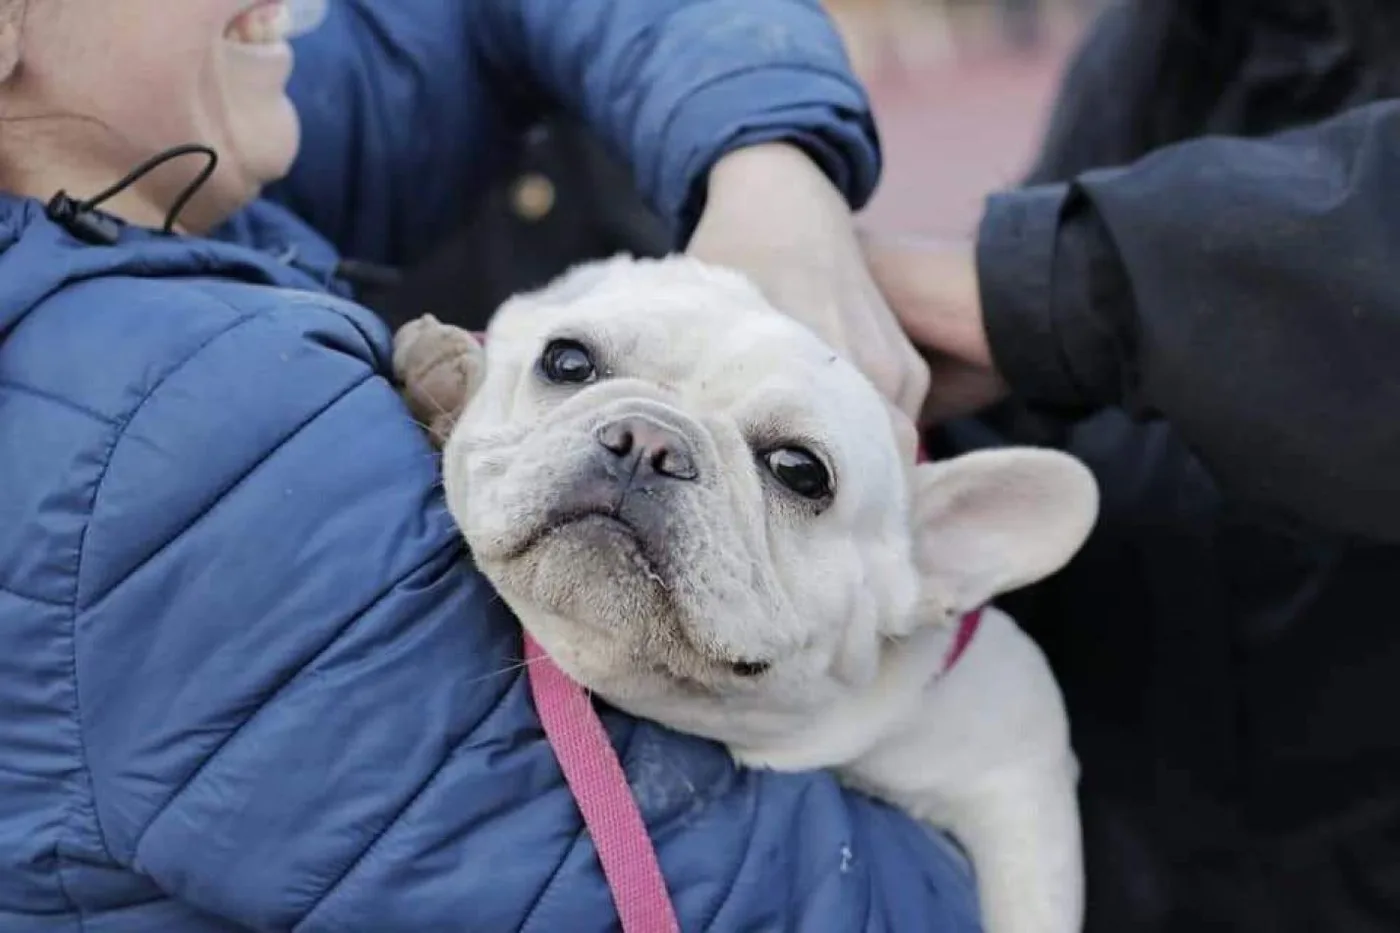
top-left (224, 1), bottom-right (294, 46)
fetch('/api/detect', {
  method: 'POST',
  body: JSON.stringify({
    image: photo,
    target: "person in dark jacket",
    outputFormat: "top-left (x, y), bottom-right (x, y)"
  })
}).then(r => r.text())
top-left (0, 0), bottom-right (974, 930)
top-left (864, 1), bottom-right (1400, 931)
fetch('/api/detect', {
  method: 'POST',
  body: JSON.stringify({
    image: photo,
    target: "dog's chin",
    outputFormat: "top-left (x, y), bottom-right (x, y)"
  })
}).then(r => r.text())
top-left (474, 510), bottom-right (678, 635)
top-left (517, 511), bottom-right (660, 575)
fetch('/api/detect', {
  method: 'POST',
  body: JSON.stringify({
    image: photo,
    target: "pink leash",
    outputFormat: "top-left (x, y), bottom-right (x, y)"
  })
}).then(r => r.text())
top-left (481, 335), bottom-right (983, 930)
top-left (524, 632), bottom-right (682, 933)
top-left (471, 324), bottom-right (675, 931)
top-left (524, 616), bottom-right (982, 932)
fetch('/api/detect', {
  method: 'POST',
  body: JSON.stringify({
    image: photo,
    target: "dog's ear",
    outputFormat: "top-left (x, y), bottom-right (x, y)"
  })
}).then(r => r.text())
top-left (903, 449), bottom-right (1099, 629)
top-left (393, 315), bottom-right (485, 446)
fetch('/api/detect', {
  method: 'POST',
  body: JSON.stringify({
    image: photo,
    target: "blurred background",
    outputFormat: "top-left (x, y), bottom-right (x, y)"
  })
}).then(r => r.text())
top-left (827, 0), bottom-right (1106, 236)
top-left (367, 0), bottom-right (1109, 330)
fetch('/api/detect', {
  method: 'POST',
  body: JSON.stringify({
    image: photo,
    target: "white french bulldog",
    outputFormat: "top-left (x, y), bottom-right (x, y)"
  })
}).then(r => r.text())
top-left (394, 255), bottom-right (1098, 933)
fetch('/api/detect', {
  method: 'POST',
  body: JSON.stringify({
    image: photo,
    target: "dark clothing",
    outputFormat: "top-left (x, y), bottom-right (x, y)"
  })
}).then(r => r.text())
top-left (959, 1), bottom-right (1400, 930)
top-left (361, 118), bottom-right (670, 333)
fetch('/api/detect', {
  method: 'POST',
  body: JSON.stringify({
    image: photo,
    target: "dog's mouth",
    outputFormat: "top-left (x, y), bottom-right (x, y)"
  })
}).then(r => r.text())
top-left (506, 507), bottom-right (667, 577)
top-left (500, 506), bottom-right (783, 693)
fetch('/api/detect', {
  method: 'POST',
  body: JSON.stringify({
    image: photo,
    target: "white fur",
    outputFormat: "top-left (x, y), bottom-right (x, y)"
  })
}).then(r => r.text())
top-left (395, 255), bottom-right (1099, 933)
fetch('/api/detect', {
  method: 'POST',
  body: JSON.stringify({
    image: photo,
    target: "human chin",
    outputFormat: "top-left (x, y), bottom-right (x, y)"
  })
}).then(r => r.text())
top-left (225, 93), bottom-right (300, 189)
top-left (217, 2), bottom-right (301, 185)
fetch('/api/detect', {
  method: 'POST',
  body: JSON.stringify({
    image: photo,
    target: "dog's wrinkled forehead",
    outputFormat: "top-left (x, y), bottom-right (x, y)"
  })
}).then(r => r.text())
top-left (484, 256), bottom-right (903, 477)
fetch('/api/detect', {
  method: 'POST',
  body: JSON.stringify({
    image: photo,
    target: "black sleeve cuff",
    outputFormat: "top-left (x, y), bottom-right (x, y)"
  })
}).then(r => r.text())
top-left (977, 182), bottom-right (1129, 412)
top-left (977, 184), bottom-right (1082, 407)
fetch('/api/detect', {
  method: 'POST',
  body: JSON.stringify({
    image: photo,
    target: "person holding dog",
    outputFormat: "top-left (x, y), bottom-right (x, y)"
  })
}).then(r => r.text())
top-left (0, 0), bottom-right (973, 930)
top-left (864, 1), bottom-right (1400, 930)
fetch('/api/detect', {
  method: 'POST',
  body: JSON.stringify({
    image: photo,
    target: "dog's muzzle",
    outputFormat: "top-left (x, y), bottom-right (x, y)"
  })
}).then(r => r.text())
top-left (538, 411), bottom-right (703, 558)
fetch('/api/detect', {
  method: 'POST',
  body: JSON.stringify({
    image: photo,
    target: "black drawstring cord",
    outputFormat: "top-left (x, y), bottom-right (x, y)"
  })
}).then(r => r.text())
top-left (45, 143), bottom-right (219, 244)
top-left (276, 242), bottom-right (403, 295)
top-left (41, 142), bottom-right (404, 298)
top-left (155, 145), bottom-right (219, 234)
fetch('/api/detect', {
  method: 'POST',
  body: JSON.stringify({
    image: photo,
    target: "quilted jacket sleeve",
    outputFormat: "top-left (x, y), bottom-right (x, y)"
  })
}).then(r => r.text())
top-left (70, 296), bottom-right (981, 932)
top-left (268, 0), bottom-right (880, 264)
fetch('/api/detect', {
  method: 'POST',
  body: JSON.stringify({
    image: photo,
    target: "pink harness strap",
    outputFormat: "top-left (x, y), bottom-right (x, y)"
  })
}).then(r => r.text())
top-left (476, 329), bottom-right (978, 930)
top-left (912, 441), bottom-right (985, 674)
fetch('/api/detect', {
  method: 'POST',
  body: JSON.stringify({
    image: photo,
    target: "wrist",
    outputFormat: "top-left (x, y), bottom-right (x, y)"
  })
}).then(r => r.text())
top-left (708, 141), bottom-right (822, 186)
top-left (924, 240), bottom-right (990, 367)
top-left (683, 142), bottom-right (819, 246)
top-left (688, 140), bottom-right (856, 265)
top-left (865, 234), bottom-right (993, 368)
top-left (703, 141), bottom-right (842, 218)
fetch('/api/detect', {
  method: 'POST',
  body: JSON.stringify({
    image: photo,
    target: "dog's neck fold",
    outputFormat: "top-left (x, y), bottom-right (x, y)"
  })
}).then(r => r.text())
top-left (729, 604), bottom-right (982, 773)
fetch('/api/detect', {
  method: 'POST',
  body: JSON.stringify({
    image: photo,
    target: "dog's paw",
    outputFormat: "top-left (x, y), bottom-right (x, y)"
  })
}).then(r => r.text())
top-left (392, 315), bottom-right (484, 445)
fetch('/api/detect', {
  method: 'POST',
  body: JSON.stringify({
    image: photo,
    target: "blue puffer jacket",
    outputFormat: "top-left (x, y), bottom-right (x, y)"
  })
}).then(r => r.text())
top-left (0, 1), bottom-right (983, 930)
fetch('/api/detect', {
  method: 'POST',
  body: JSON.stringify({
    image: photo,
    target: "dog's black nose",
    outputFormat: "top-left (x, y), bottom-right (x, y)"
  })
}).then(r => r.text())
top-left (595, 415), bottom-right (698, 483)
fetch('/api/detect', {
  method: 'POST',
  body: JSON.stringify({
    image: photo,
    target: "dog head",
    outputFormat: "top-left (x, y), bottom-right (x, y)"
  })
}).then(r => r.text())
top-left (395, 256), bottom-right (1097, 748)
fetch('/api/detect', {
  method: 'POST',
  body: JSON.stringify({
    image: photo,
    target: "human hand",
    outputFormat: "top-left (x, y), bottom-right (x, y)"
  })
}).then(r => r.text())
top-left (860, 232), bottom-right (1009, 424)
top-left (686, 144), bottom-right (931, 432)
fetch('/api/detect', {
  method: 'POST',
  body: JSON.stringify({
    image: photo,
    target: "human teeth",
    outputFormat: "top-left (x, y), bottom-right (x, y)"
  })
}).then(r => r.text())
top-left (224, 2), bottom-right (292, 44)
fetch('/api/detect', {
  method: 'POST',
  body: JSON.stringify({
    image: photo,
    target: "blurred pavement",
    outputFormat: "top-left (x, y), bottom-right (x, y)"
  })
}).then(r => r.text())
top-left (830, 2), bottom-right (1094, 237)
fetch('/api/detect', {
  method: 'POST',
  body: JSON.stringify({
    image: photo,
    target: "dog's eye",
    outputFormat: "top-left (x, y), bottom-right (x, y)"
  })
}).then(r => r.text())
top-left (539, 339), bottom-right (597, 385)
top-left (763, 447), bottom-right (832, 500)
top-left (730, 660), bottom-right (771, 678)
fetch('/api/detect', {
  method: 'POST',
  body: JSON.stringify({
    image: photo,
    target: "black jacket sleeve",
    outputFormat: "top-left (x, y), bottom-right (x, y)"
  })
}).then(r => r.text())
top-left (977, 99), bottom-right (1400, 541)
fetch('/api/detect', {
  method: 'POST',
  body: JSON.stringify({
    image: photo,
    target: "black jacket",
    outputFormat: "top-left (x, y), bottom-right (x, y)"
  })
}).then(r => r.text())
top-left (947, 1), bottom-right (1400, 930)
